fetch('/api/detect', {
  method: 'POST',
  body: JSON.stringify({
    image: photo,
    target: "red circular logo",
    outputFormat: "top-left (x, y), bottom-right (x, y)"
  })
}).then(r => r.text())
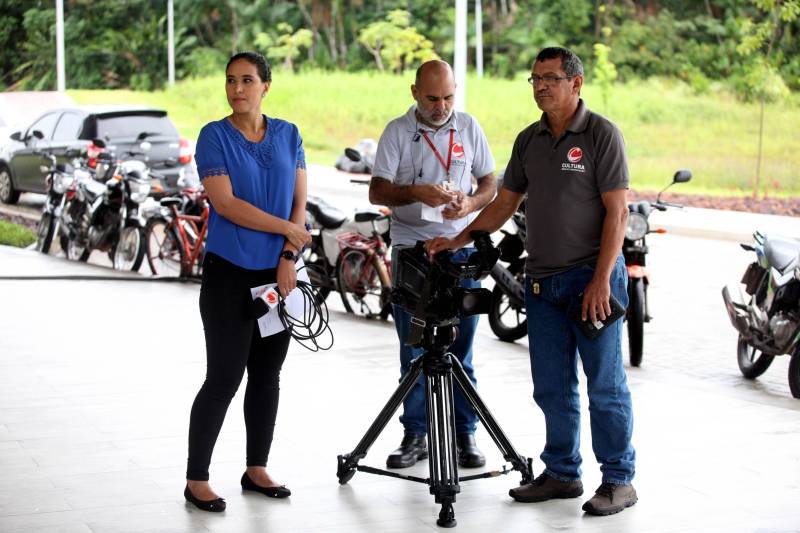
top-left (267, 292), bottom-right (278, 304)
top-left (567, 147), bottom-right (583, 163)
top-left (452, 143), bottom-right (465, 159)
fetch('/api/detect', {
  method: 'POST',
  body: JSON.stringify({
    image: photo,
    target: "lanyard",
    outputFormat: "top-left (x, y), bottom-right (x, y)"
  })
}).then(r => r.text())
top-left (421, 129), bottom-right (455, 181)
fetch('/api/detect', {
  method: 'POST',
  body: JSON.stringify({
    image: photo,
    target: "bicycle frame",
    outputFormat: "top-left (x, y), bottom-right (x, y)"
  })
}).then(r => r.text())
top-left (167, 190), bottom-right (209, 278)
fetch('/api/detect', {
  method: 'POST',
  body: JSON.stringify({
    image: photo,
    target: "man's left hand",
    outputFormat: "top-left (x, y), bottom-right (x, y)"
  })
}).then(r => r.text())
top-left (581, 276), bottom-right (612, 323)
top-left (442, 192), bottom-right (474, 219)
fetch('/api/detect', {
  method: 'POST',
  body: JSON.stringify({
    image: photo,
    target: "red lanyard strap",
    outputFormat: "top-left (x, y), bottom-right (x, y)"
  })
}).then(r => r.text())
top-left (421, 129), bottom-right (454, 176)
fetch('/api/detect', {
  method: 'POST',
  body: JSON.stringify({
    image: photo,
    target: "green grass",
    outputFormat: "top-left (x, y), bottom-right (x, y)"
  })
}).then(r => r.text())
top-left (70, 71), bottom-right (800, 196)
top-left (0, 220), bottom-right (36, 248)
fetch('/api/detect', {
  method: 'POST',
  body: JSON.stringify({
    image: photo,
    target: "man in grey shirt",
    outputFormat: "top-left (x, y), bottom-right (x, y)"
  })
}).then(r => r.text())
top-left (369, 60), bottom-right (496, 470)
top-left (428, 47), bottom-right (637, 516)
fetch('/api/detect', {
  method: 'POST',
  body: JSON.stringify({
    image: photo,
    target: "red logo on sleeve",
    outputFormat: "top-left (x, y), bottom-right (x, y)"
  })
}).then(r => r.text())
top-left (567, 147), bottom-right (583, 163)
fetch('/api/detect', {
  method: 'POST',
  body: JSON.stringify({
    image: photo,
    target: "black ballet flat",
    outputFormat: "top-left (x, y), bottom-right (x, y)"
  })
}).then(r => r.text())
top-left (184, 485), bottom-right (226, 512)
top-left (241, 472), bottom-right (291, 498)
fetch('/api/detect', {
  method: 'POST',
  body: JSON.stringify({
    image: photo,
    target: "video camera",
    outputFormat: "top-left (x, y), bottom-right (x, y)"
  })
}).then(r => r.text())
top-left (393, 231), bottom-right (500, 346)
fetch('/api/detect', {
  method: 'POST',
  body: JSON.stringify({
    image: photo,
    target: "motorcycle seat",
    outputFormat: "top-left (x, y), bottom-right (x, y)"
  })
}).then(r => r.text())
top-left (353, 209), bottom-right (384, 223)
top-left (159, 197), bottom-right (182, 208)
top-left (306, 195), bottom-right (347, 229)
top-left (764, 235), bottom-right (800, 274)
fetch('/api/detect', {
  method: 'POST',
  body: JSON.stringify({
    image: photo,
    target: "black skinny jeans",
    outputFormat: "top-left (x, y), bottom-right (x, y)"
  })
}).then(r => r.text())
top-left (187, 252), bottom-right (290, 481)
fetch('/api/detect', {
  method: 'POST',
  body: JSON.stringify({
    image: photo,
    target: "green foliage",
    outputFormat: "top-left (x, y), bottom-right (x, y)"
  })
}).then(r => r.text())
top-left (357, 10), bottom-right (437, 73)
top-left (1, 0), bottom-right (799, 96)
top-left (256, 23), bottom-right (313, 72)
top-left (0, 221), bottom-right (36, 248)
top-left (593, 43), bottom-right (617, 112)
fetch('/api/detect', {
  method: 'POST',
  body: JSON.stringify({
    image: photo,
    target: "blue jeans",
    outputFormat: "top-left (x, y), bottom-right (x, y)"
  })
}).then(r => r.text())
top-left (525, 255), bottom-right (635, 485)
top-left (392, 247), bottom-right (480, 436)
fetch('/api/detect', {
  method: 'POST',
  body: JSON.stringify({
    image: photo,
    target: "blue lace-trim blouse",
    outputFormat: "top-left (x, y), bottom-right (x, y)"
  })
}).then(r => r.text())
top-left (194, 115), bottom-right (306, 270)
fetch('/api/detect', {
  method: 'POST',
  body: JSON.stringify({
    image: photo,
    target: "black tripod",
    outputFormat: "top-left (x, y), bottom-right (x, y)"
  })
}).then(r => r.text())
top-left (337, 323), bottom-right (533, 528)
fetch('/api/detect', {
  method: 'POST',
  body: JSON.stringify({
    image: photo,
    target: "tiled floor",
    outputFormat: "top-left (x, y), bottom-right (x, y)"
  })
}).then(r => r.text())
top-left (1, 243), bottom-right (799, 533)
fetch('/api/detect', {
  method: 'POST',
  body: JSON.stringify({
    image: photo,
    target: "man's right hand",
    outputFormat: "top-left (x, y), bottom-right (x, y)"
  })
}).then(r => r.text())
top-left (413, 184), bottom-right (457, 207)
top-left (425, 236), bottom-right (459, 258)
top-left (284, 221), bottom-right (311, 250)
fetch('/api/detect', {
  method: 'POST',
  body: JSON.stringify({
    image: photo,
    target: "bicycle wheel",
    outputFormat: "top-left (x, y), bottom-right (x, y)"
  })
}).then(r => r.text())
top-left (145, 217), bottom-right (184, 276)
top-left (336, 248), bottom-right (383, 317)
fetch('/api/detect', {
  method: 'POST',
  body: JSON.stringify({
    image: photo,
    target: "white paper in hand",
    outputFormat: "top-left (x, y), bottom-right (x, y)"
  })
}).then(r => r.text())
top-left (420, 204), bottom-right (443, 223)
top-left (250, 257), bottom-right (312, 338)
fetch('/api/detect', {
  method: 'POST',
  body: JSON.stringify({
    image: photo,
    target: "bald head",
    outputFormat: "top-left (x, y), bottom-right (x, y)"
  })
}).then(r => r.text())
top-left (412, 60), bottom-right (456, 128)
top-left (415, 60), bottom-right (454, 86)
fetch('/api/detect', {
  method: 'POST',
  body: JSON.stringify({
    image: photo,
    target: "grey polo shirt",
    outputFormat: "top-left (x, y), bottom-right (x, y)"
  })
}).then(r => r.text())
top-left (372, 105), bottom-right (495, 246)
top-left (503, 99), bottom-right (629, 277)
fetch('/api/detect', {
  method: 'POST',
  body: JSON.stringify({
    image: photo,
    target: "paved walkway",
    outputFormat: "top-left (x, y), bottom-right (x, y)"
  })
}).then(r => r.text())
top-left (1, 232), bottom-right (799, 532)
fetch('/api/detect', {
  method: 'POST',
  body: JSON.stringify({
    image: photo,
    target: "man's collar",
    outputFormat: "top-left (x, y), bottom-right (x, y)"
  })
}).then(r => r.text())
top-left (535, 98), bottom-right (589, 135)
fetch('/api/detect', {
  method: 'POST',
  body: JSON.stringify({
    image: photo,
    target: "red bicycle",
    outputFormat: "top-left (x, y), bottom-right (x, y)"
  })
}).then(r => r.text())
top-left (335, 214), bottom-right (392, 319)
top-left (145, 188), bottom-right (209, 278)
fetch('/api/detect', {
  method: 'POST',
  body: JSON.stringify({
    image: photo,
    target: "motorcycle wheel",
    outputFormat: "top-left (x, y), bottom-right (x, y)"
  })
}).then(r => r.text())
top-left (488, 284), bottom-right (527, 342)
top-left (145, 217), bottom-right (184, 277)
top-left (737, 335), bottom-right (774, 379)
top-left (35, 212), bottom-right (55, 254)
top-left (112, 226), bottom-right (145, 271)
top-left (627, 278), bottom-right (645, 367)
top-left (336, 248), bottom-right (383, 317)
top-left (62, 235), bottom-right (90, 262)
top-left (789, 348), bottom-right (800, 399)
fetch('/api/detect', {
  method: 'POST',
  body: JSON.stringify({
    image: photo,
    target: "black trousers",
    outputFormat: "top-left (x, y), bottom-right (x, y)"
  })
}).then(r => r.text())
top-left (186, 253), bottom-right (290, 481)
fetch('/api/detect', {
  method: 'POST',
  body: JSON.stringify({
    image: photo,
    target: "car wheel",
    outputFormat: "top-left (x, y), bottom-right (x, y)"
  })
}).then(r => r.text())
top-left (0, 166), bottom-right (20, 204)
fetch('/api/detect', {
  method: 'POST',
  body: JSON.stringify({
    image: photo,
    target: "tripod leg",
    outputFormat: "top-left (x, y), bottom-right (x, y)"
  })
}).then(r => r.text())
top-left (426, 369), bottom-right (459, 527)
top-left (450, 356), bottom-right (534, 483)
top-left (337, 356), bottom-right (425, 484)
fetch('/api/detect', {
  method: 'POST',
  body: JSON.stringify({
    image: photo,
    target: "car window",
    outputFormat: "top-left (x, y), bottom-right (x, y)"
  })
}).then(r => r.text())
top-left (96, 114), bottom-right (178, 140)
top-left (26, 112), bottom-right (60, 140)
top-left (52, 112), bottom-right (84, 141)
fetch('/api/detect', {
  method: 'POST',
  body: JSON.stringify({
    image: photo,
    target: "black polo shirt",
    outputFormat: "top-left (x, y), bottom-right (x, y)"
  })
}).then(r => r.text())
top-left (503, 99), bottom-right (629, 277)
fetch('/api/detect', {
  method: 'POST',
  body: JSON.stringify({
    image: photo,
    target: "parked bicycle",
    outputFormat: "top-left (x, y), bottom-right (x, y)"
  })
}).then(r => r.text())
top-left (144, 186), bottom-right (209, 278)
top-left (334, 214), bottom-right (392, 319)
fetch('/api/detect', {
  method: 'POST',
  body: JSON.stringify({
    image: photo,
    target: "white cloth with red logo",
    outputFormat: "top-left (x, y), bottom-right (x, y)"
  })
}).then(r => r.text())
top-left (371, 105), bottom-right (495, 246)
top-left (250, 258), bottom-right (311, 337)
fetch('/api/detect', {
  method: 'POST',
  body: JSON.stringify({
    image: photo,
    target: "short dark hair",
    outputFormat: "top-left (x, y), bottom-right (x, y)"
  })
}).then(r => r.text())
top-left (535, 47), bottom-right (583, 78)
top-left (226, 51), bottom-right (272, 82)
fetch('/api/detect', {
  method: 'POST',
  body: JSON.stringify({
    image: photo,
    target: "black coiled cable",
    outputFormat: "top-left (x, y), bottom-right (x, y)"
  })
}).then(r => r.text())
top-left (275, 278), bottom-right (334, 352)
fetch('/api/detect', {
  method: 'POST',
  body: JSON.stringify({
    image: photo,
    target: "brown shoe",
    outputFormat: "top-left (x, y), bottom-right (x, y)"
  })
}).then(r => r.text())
top-left (509, 473), bottom-right (583, 503)
top-left (582, 482), bottom-right (637, 516)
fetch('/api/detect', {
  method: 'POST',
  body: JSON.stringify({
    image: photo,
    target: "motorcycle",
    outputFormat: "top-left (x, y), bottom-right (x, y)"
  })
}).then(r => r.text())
top-left (722, 232), bottom-right (800, 398)
top-left (59, 136), bottom-right (152, 271)
top-left (34, 150), bottom-right (81, 254)
top-left (334, 139), bottom-right (377, 175)
top-left (304, 194), bottom-right (391, 317)
top-left (624, 169), bottom-right (692, 366)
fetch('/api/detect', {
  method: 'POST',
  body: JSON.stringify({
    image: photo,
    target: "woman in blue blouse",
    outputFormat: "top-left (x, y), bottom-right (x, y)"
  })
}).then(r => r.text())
top-left (184, 51), bottom-right (311, 512)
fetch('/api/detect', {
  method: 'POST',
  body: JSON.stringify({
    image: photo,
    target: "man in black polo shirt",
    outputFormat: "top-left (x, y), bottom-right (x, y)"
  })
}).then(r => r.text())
top-left (427, 47), bottom-right (636, 516)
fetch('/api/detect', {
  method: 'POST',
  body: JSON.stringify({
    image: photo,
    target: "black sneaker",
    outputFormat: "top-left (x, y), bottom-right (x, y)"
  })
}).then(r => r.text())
top-left (509, 473), bottom-right (584, 503)
top-left (386, 434), bottom-right (428, 469)
top-left (582, 482), bottom-right (637, 516)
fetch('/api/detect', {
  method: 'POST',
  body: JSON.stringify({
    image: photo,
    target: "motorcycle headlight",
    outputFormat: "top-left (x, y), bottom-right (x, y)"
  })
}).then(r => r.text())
top-left (52, 173), bottom-right (73, 194)
top-left (625, 212), bottom-right (649, 241)
top-left (128, 179), bottom-right (151, 203)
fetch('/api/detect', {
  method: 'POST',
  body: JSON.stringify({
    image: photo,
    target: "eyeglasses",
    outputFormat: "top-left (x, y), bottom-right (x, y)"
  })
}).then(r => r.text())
top-left (527, 75), bottom-right (570, 86)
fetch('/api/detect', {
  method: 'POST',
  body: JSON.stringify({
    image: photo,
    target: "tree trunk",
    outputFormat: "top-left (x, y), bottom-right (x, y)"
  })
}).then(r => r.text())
top-left (297, 1), bottom-right (320, 62)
